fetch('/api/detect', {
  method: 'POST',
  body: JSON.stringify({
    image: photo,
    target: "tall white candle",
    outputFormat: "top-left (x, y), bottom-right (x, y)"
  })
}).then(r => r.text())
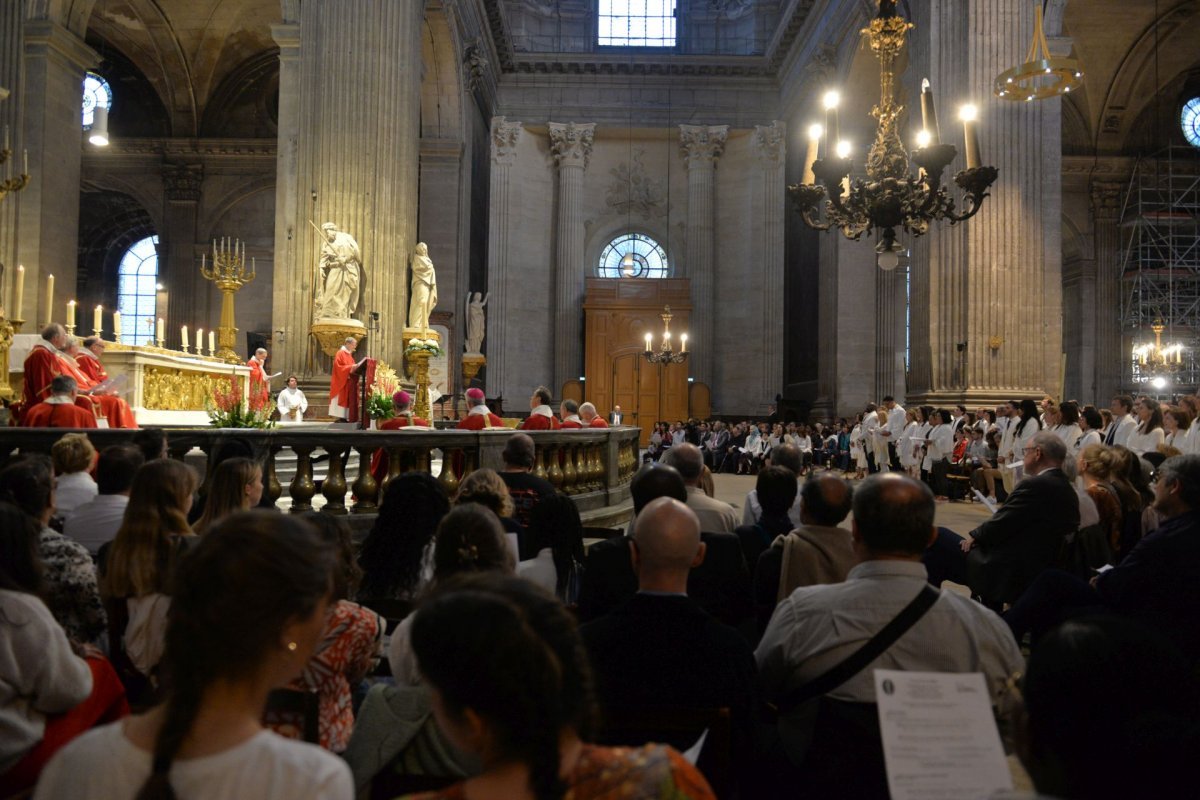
top-left (802, 123), bottom-right (822, 185)
top-left (959, 104), bottom-right (980, 169)
top-left (113, 311), bottom-right (122, 338)
top-left (156, 317), bottom-right (165, 344)
top-left (12, 264), bottom-right (23, 320)
top-left (66, 300), bottom-right (76, 328)
top-left (181, 325), bottom-right (189, 351)
top-left (209, 330), bottom-right (216, 353)
top-left (196, 327), bottom-right (203, 354)
top-left (44, 274), bottom-right (53, 325)
top-left (94, 305), bottom-right (102, 333)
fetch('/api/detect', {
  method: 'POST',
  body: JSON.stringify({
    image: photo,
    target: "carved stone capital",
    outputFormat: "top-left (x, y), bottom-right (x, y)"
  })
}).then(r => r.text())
top-left (491, 116), bottom-right (523, 165)
top-left (1090, 181), bottom-right (1122, 222)
top-left (463, 37), bottom-right (489, 93)
top-left (162, 163), bottom-right (203, 202)
top-left (549, 121), bottom-right (595, 170)
top-left (679, 125), bottom-right (728, 170)
top-left (753, 121), bottom-right (786, 165)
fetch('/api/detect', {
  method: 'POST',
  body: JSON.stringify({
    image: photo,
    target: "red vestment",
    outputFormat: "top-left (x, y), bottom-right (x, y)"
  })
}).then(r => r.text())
top-left (587, 417), bottom-right (610, 428)
top-left (22, 399), bottom-right (98, 428)
top-left (560, 419), bottom-right (584, 430)
top-left (21, 344), bottom-right (102, 424)
top-left (56, 353), bottom-right (138, 429)
top-left (521, 408), bottom-right (560, 431)
top-left (369, 415), bottom-right (431, 485)
top-left (329, 347), bottom-right (358, 418)
top-left (74, 352), bottom-right (108, 384)
top-left (247, 357), bottom-right (270, 410)
top-left (457, 409), bottom-right (504, 430)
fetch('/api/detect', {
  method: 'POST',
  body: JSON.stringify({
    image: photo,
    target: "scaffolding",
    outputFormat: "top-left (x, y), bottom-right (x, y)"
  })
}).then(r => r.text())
top-left (1119, 145), bottom-right (1200, 394)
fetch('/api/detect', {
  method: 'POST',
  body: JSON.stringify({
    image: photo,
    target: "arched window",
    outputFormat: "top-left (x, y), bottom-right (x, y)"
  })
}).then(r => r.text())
top-left (598, 0), bottom-right (676, 47)
top-left (1182, 97), bottom-right (1200, 149)
top-left (118, 236), bottom-right (159, 345)
top-left (598, 232), bottom-right (670, 279)
top-left (82, 72), bottom-right (113, 129)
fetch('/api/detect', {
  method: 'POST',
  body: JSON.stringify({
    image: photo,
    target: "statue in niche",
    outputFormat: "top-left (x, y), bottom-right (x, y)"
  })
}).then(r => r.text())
top-left (313, 222), bottom-right (362, 320)
top-left (464, 292), bottom-right (489, 353)
top-left (407, 242), bottom-right (438, 333)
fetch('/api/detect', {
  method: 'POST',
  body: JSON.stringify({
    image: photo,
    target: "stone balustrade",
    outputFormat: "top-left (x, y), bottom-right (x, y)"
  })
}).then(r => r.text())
top-left (0, 427), bottom-right (642, 517)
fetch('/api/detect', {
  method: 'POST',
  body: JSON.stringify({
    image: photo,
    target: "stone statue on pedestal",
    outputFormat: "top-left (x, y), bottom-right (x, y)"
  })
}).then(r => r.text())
top-left (313, 222), bottom-right (362, 320)
top-left (465, 292), bottom-right (488, 353)
top-left (408, 242), bottom-right (438, 333)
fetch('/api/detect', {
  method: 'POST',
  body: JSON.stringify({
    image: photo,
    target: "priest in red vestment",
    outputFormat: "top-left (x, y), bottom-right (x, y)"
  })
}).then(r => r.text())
top-left (559, 399), bottom-right (584, 429)
top-left (22, 375), bottom-right (97, 428)
top-left (369, 390), bottom-right (431, 485)
top-left (75, 338), bottom-right (109, 384)
top-left (22, 325), bottom-right (137, 428)
top-left (246, 347), bottom-right (272, 411)
top-left (57, 344), bottom-right (138, 429)
top-left (520, 386), bottom-right (560, 431)
top-left (580, 402), bottom-right (609, 428)
top-left (329, 336), bottom-right (363, 421)
top-left (457, 387), bottom-right (504, 430)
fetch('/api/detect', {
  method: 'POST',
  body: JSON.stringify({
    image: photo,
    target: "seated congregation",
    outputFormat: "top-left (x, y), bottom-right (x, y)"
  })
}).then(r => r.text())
top-left (3, 418), bottom-right (1198, 800)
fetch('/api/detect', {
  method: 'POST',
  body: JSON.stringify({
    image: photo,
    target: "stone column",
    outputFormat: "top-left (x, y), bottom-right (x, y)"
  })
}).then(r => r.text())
top-left (1091, 181), bottom-right (1122, 401)
top-left (485, 117), bottom-right (522, 397)
top-left (679, 124), bottom-right (727, 388)
top-left (549, 121), bottom-right (595, 393)
top-left (418, 137), bottom-right (464, 362)
top-left (905, 0), bottom-right (1064, 406)
top-left (162, 164), bottom-right (204, 350)
top-left (754, 121), bottom-right (785, 403)
top-left (271, 1), bottom-right (423, 377)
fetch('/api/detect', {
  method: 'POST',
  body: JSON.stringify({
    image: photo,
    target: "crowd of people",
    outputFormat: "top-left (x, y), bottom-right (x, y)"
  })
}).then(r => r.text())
top-left (3, 391), bottom-right (1198, 798)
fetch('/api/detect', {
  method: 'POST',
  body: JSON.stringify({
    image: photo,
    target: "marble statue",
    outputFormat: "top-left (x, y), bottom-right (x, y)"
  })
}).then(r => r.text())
top-left (313, 222), bottom-right (362, 320)
top-left (465, 292), bottom-right (488, 353)
top-left (408, 242), bottom-right (438, 332)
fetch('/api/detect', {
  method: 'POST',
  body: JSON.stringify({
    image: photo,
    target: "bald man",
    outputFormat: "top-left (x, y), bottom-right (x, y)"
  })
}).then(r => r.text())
top-left (580, 497), bottom-right (758, 793)
top-left (662, 443), bottom-right (739, 532)
top-left (579, 402), bottom-right (608, 428)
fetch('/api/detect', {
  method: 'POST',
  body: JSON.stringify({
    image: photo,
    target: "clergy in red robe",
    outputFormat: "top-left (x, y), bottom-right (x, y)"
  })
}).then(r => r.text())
top-left (246, 348), bottom-right (271, 411)
top-left (20, 326), bottom-right (109, 424)
top-left (369, 390), bottom-right (431, 485)
top-left (559, 399), bottom-right (584, 429)
top-left (329, 337), bottom-right (362, 420)
top-left (457, 387), bottom-right (504, 430)
top-left (520, 386), bottom-right (560, 431)
top-left (22, 375), bottom-right (97, 428)
top-left (580, 402), bottom-right (609, 428)
top-left (75, 337), bottom-right (110, 384)
top-left (56, 345), bottom-right (139, 429)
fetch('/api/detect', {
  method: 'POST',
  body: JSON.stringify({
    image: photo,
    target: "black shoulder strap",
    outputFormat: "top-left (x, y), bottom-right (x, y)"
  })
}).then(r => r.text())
top-left (774, 584), bottom-right (941, 714)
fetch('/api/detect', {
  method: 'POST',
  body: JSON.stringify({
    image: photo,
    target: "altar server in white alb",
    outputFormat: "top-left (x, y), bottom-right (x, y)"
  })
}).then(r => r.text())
top-left (277, 375), bottom-right (308, 423)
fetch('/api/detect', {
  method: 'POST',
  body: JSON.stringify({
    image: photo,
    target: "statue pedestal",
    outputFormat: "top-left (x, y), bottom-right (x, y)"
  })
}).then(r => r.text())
top-left (311, 318), bottom-right (366, 357)
top-left (401, 327), bottom-right (440, 350)
top-left (462, 353), bottom-right (485, 386)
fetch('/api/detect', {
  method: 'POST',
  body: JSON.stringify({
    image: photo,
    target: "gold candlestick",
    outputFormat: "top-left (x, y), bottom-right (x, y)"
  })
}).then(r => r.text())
top-left (201, 239), bottom-right (256, 364)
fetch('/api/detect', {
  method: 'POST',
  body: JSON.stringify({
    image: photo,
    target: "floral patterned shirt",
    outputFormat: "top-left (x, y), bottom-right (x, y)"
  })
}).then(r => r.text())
top-left (38, 527), bottom-right (106, 643)
top-left (400, 743), bottom-right (716, 800)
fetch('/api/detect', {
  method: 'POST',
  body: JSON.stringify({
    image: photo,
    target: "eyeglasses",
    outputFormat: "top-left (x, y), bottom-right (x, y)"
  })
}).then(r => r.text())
top-left (1022, 446), bottom-right (1039, 454)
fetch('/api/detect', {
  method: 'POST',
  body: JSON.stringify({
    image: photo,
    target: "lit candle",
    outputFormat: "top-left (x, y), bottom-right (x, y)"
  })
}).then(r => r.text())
top-left (196, 327), bottom-right (203, 354)
top-left (156, 317), bottom-right (165, 344)
top-left (920, 78), bottom-right (941, 144)
top-left (113, 311), bottom-right (121, 339)
top-left (12, 264), bottom-right (23, 320)
top-left (44, 274), bottom-right (53, 325)
top-left (644, 332), bottom-right (652, 352)
top-left (66, 300), bottom-right (75, 328)
top-left (209, 330), bottom-right (216, 353)
top-left (94, 304), bottom-right (102, 333)
top-left (803, 123), bottom-right (822, 184)
top-left (681, 334), bottom-right (688, 354)
top-left (201, 253), bottom-right (206, 273)
top-left (181, 325), bottom-right (189, 351)
top-left (822, 91), bottom-right (840, 159)
top-left (915, 129), bottom-right (931, 149)
top-left (959, 104), bottom-right (980, 169)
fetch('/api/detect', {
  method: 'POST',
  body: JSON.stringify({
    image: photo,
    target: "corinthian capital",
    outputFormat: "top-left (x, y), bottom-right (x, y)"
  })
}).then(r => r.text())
top-left (491, 116), bottom-right (523, 165)
top-left (162, 163), bottom-right (203, 202)
top-left (1090, 181), bottom-right (1122, 221)
top-left (753, 121), bottom-right (786, 165)
top-left (679, 125), bottom-right (728, 170)
top-left (549, 122), bottom-right (595, 170)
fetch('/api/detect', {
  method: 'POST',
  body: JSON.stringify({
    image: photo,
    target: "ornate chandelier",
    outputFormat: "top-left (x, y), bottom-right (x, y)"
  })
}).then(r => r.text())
top-left (788, 0), bottom-right (998, 270)
top-left (1132, 321), bottom-right (1186, 383)
top-left (643, 305), bottom-right (688, 365)
top-left (994, 2), bottom-right (1083, 102)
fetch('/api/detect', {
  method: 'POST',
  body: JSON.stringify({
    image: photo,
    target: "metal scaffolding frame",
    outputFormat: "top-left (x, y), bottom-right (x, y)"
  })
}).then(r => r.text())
top-left (1119, 146), bottom-right (1200, 394)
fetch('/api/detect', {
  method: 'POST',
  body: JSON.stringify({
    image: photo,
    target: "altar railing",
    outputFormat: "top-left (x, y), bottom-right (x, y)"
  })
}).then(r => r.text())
top-left (0, 427), bottom-right (642, 516)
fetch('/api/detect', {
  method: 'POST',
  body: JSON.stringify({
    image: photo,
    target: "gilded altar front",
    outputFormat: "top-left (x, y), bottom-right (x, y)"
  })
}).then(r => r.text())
top-left (142, 367), bottom-right (246, 411)
top-left (102, 347), bottom-right (251, 425)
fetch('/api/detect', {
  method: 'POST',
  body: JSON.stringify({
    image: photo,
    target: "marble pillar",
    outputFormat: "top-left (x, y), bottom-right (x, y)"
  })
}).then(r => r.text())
top-left (0, 3), bottom-right (22, 309)
top-left (485, 117), bottom-right (522, 397)
top-left (271, 1), bottom-right (423, 377)
top-left (1091, 182), bottom-right (1123, 401)
top-left (753, 121), bottom-right (786, 403)
top-left (905, 0), bottom-right (1064, 406)
top-left (679, 124), bottom-right (727, 388)
top-left (162, 164), bottom-right (204, 350)
top-left (549, 121), bottom-right (595, 393)
top-left (418, 137), bottom-right (465, 363)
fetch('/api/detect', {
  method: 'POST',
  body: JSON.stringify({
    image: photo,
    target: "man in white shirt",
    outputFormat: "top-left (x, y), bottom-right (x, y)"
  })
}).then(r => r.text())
top-left (662, 443), bottom-right (739, 532)
top-left (63, 444), bottom-right (144, 554)
top-left (862, 403), bottom-right (881, 473)
top-left (879, 395), bottom-right (906, 469)
top-left (276, 375), bottom-right (308, 422)
top-left (755, 473), bottom-right (1023, 766)
top-left (1105, 394), bottom-right (1137, 447)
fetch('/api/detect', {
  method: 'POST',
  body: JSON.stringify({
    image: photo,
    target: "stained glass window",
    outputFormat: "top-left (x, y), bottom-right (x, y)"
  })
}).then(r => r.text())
top-left (598, 233), bottom-right (670, 279)
top-left (1182, 97), bottom-right (1200, 149)
top-left (598, 0), bottom-right (676, 47)
top-left (118, 236), bottom-right (159, 345)
top-left (82, 72), bottom-right (112, 129)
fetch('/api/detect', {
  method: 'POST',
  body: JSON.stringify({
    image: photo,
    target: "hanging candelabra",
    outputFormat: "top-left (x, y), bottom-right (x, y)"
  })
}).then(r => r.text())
top-left (643, 305), bottom-right (689, 365)
top-left (1132, 321), bottom-right (1185, 381)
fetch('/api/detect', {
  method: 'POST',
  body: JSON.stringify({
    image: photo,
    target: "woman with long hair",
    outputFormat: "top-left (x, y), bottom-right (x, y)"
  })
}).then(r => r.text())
top-left (193, 457), bottom-right (264, 535)
top-left (898, 409), bottom-right (920, 477)
top-left (357, 473), bottom-right (450, 606)
top-left (403, 573), bottom-right (714, 800)
top-left (1125, 397), bottom-right (1165, 457)
top-left (1163, 407), bottom-right (1191, 451)
top-left (926, 409), bottom-right (955, 501)
top-left (518, 493), bottom-right (586, 605)
top-left (454, 468), bottom-right (521, 559)
top-left (1053, 401), bottom-right (1083, 452)
top-left (35, 512), bottom-right (353, 799)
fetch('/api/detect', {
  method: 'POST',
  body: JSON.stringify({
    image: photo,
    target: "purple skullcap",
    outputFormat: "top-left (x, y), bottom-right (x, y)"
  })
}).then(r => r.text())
top-left (392, 390), bottom-right (412, 407)
top-left (466, 388), bottom-right (485, 401)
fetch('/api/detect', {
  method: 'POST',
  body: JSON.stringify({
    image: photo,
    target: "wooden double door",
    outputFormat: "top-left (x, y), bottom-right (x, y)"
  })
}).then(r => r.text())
top-left (583, 278), bottom-right (691, 445)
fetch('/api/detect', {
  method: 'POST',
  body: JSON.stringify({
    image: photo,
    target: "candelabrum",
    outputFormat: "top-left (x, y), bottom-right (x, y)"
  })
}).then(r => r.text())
top-left (0, 132), bottom-right (30, 401)
top-left (201, 238), bottom-right (256, 364)
top-left (643, 306), bottom-right (689, 365)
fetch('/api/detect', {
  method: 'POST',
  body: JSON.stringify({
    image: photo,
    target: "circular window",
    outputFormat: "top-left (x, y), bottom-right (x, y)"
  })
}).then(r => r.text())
top-left (82, 72), bottom-right (112, 129)
top-left (1183, 97), bottom-right (1200, 149)
top-left (598, 232), bottom-right (669, 279)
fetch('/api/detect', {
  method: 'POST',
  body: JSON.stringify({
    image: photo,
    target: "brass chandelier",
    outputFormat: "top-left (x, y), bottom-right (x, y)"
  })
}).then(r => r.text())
top-left (1132, 321), bottom-right (1185, 386)
top-left (643, 306), bottom-right (688, 365)
top-left (788, 0), bottom-right (998, 269)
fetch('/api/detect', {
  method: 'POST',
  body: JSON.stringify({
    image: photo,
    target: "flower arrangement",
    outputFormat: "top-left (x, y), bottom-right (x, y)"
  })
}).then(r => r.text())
top-left (207, 374), bottom-right (275, 429)
top-left (405, 338), bottom-right (443, 357)
top-left (367, 361), bottom-right (400, 420)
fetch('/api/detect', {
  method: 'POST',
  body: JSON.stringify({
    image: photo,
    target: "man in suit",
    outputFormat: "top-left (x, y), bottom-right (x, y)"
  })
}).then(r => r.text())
top-left (962, 431), bottom-right (1080, 607)
top-left (580, 496), bottom-right (758, 795)
top-left (610, 404), bottom-right (623, 425)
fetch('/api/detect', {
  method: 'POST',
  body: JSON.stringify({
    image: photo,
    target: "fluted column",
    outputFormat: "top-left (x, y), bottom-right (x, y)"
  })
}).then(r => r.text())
top-left (679, 124), bottom-right (727, 388)
top-left (754, 121), bottom-right (785, 402)
top-left (549, 122), bottom-right (595, 393)
top-left (486, 117), bottom-right (522, 398)
top-left (271, 1), bottom-right (423, 377)
top-left (1091, 182), bottom-right (1122, 401)
top-left (162, 164), bottom-right (204, 350)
